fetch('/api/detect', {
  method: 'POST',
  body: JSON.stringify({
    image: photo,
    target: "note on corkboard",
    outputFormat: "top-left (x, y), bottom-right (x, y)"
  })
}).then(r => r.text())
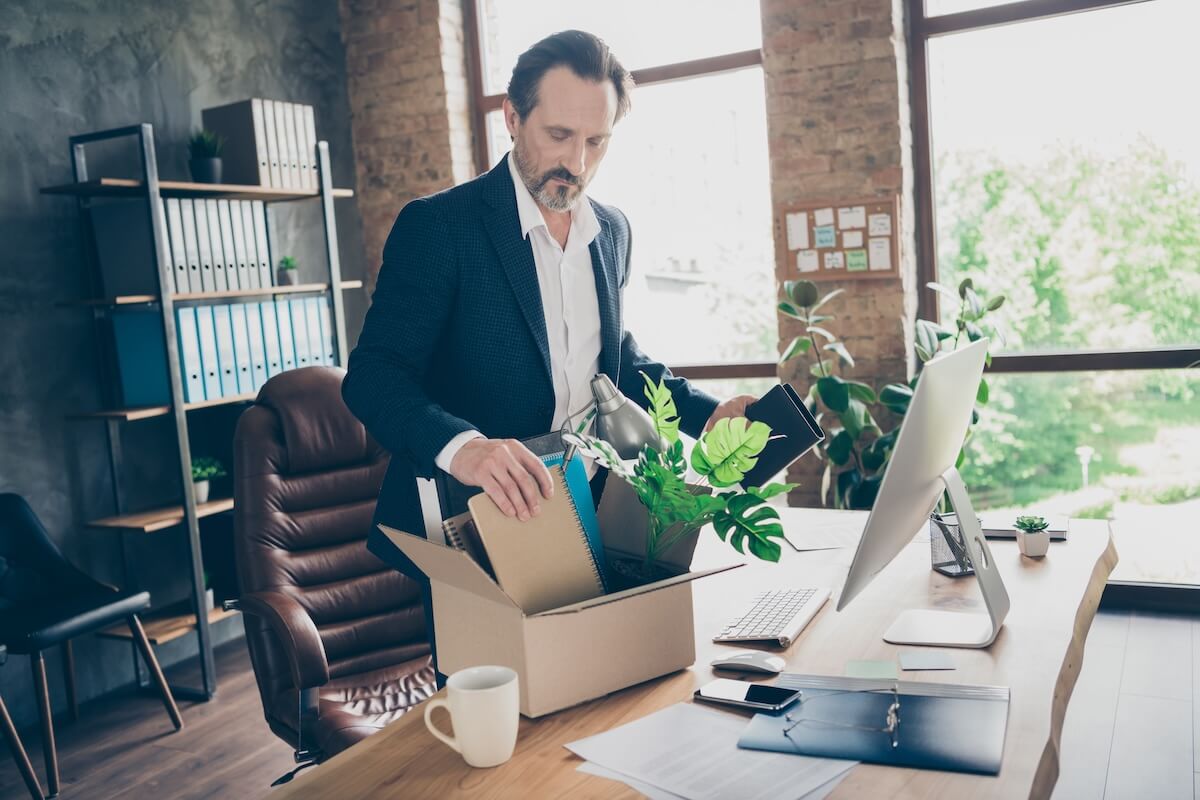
top-left (775, 195), bottom-right (900, 281)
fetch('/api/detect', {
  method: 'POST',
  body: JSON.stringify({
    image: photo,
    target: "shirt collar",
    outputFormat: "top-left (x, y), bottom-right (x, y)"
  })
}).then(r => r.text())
top-left (507, 151), bottom-right (600, 245)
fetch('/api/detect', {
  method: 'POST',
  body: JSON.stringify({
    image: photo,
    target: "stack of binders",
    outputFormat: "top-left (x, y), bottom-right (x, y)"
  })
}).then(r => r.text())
top-left (111, 296), bottom-right (337, 406)
top-left (90, 197), bottom-right (274, 295)
top-left (202, 98), bottom-right (320, 191)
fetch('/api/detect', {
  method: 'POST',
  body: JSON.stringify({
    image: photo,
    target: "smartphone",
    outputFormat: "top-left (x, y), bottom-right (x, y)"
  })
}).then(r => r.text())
top-left (693, 679), bottom-right (802, 712)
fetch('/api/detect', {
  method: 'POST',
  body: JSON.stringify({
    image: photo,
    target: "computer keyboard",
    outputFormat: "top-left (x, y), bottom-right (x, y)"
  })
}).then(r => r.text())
top-left (713, 588), bottom-right (831, 648)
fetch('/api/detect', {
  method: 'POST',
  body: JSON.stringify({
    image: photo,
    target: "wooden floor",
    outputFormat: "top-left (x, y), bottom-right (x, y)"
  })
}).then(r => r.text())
top-left (2, 611), bottom-right (1198, 799)
top-left (0, 641), bottom-right (294, 799)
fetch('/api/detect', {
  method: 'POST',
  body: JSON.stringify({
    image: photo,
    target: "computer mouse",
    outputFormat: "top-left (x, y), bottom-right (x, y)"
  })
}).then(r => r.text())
top-left (709, 650), bottom-right (787, 674)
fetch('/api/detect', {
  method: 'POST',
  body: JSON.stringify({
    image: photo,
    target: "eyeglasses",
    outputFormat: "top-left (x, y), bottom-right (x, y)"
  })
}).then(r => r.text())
top-left (781, 682), bottom-right (901, 750)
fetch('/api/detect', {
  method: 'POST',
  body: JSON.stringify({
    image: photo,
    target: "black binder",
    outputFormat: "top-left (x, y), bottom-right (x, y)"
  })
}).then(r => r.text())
top-left (740, 383), bottom-right (825, 489)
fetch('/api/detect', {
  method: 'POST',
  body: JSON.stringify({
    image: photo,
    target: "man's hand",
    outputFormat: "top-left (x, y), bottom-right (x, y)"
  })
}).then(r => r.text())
top-left (449, 438), bottom-right (554, 521)
top-left (704, 394), bottom-right (758, 433)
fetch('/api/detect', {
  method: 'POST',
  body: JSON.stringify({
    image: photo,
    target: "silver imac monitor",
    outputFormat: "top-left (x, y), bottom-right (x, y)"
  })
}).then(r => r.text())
top-left (835, 338), bottom-right (1010, 648)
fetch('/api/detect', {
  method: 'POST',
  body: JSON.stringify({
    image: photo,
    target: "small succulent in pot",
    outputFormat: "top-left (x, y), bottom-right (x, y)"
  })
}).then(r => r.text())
top-left (191, 456), bottom-right (227, 504)
top-left (277, 255), bottom-right (299, 286)
top-left (1014, 515), bottom-right (1051, 558)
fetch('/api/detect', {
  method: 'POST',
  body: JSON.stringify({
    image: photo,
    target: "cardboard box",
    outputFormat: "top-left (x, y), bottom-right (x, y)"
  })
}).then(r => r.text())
top-left (376, 477), bottom-right (740, 717)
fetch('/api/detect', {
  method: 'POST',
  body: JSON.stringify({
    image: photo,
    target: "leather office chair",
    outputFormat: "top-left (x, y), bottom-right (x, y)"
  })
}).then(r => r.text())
top-left (0, 493), bottom-right (182, 798)
top-left (231, 366), bottom-right (435, 781)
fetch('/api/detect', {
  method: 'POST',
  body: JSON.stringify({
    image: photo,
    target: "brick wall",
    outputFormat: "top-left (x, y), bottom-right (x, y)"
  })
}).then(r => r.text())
top-left (761, 0), bottom-right (919, 505)
top-left (338, 0), bottom-right (475, 288)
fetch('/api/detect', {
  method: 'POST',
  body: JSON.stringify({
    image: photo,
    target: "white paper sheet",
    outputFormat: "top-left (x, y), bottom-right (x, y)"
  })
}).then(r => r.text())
top-left (578, 761), bottom-right (852, 800)
top-left (797, 250), bottom-right (819, 273)
top-left (824, 251), bottom-right (845, 270)
top-left (786, 212), bottom-right (809, 250)
top-left (814, 207), bottom-right (834, 226)
top-left (868, 237), bottom-right (891, 271)
top-left (565, 703), bottom-right (854, 800)
top-left (837, 206), bottom-right (866, 229)
top-left (842, 230), bottom-right (863, 248)
top-left (784, 522), bottom-right (861, 552)
top-left (868, 213), bottom-right (892, 236)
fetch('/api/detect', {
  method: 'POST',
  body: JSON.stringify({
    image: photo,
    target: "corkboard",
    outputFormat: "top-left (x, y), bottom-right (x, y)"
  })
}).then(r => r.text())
top-left (774, 195), bottom-right (900, 281)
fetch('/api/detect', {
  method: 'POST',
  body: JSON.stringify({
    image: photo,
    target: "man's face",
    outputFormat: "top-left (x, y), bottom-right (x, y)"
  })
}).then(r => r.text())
top-left (505, 66), bottom-right (617, 212)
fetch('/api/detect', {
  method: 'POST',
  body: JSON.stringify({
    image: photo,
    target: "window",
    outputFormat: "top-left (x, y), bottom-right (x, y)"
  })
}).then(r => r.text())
top-left (913, 0), bottom-right (1200, 592)
top-left (467, 1), bottom-right (774, 367)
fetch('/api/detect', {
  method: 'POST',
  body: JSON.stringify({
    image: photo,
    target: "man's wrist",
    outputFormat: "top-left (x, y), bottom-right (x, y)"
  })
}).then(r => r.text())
top-left (435, 429), bottom-right (484, 473)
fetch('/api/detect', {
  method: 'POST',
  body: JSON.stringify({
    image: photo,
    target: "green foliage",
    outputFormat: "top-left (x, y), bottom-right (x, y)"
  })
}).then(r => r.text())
top-left (277, 255), bottom-right (297, 270)
top-left (188, 129), bottom-right (225, 159)
top-left (191, 456), bottom-right (226, 482)
top-left (564, 372), bottom-right (794, 578)
top-left (1014, 515), bottom-right (1050, 534)
top-left (779, 278), bottom-right (1002, 509)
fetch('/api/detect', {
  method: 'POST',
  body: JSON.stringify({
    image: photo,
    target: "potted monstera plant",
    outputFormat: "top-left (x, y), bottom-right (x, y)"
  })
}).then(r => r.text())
top-left (565, 373), bottom-right (795, 586)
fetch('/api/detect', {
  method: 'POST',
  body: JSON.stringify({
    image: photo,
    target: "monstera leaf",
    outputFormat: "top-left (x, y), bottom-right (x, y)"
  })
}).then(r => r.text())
top-left (713, 492), bottom-right (785, 562)
top-left (642, 372), bottom-right (680, 445)
top-left (690, 417), bottom-right (772, 488)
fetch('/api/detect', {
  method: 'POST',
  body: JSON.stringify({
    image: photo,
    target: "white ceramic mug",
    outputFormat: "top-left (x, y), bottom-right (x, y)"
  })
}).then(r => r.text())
top-left (423, 665), bottom-right (520, 768)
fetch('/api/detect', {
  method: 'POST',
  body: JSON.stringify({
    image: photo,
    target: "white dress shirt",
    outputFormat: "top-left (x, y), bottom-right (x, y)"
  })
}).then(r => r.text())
top-left (434, 153), bottom-right (603, 473)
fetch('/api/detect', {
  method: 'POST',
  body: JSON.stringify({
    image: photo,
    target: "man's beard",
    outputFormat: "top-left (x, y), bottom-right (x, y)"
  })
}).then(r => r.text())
top-left (512, 138), bottom-right (583, 212)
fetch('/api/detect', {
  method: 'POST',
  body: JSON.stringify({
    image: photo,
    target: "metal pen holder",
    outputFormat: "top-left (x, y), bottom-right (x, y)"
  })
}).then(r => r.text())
top-left (929, 512), bottom-right (974, 577)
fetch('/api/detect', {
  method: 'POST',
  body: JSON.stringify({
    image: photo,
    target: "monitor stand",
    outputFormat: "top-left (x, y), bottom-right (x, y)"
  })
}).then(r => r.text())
top-left (883, 467), bottom-right (1011, 648)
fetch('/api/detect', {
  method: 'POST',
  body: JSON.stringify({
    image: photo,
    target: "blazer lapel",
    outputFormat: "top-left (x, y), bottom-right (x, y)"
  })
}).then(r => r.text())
top-left (482, 157), bottom-right (552, 385)
top-left (590, 212), bottom-right (622, 382)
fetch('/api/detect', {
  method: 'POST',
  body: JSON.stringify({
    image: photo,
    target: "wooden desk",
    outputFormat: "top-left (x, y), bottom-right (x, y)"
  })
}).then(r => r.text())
top-left (272, 509), bottom-right (1115, 800)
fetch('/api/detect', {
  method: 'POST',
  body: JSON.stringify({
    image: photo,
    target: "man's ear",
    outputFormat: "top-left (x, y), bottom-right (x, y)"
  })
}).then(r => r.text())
top-left (502, 96), bottom-right (520, 139)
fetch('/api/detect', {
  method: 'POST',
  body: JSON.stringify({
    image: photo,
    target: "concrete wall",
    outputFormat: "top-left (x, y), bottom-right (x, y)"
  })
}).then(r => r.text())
top-left (0, 0), bottom-right (366, 730)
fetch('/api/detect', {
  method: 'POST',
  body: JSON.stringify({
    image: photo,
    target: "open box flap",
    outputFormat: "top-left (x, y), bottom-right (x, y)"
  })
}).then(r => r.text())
top-left (532, 562), bottom-right (743, 616)
top-left (376, 524), bottom-right (521, 610)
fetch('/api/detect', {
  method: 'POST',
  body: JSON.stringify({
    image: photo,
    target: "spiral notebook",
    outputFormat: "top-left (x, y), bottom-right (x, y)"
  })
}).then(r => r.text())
top-left (467, 464), bottom-right (606, 615)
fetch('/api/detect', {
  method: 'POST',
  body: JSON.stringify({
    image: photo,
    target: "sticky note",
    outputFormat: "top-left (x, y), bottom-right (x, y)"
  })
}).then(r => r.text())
top-left (814, 225), bottom-right (836, 248)
top-left (842, 231), bottom-right (863, 248)
top-left (797, 250), bottom-right (819, 272)
top-left (786, 212), bottom-right (809, 250)
top-left (838, 206), bottom-right (866, 229)
top-left (845, 660), bottom-right (898, 680)
top-left (846, 250), bottom-right (867, 271)
top-left (824, 251), bottom-right (844, 270)
top-left (814, 207), bottom-right (834, 227)
top-left (868, 238), bottom-right (891, 271)
top-left (899, 651), bottom-right (956, 671)
top-left (869, 213), bottom-right (892, 236)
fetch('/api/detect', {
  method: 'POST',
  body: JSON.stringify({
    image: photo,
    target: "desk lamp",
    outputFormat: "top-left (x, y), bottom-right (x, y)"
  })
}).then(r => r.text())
top-left (562, 374), bottom-right (664, 463)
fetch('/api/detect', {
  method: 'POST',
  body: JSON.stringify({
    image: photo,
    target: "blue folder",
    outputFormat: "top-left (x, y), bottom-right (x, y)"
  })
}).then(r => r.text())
top-left (738, 674), bottom-right (1009, 775)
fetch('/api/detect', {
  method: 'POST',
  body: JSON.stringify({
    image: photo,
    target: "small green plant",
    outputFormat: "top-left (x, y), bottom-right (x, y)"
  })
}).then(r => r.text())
top-left (1014, 515), bottom-right (1050, 534)
top-left (277, 256), bottom-right (297, 270)
top-left (188, 129), bottom-right (225, 159)
top-left (191, 456), bottom-right (226, 482)
top-left (565, 372), bottom-right (794, 580)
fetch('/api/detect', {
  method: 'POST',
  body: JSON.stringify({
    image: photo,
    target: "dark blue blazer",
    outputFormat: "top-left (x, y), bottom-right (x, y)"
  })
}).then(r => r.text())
top-left (343, 155), bottom-right (719, 543)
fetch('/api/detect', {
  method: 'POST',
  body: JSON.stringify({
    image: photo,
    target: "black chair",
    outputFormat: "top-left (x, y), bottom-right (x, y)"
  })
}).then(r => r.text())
top-left (1, 644), bottom-right (44, 800)
top-left (0, 494), bottom-right (182, 797)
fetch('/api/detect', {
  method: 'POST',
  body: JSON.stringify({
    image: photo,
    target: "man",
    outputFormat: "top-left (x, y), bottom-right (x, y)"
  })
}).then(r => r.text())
top-left (343, 30), bottom-right (754, 668)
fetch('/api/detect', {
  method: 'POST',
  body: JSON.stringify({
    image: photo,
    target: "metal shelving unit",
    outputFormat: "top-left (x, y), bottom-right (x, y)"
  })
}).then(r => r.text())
top-left (43, 123), bottom-right (356, 699)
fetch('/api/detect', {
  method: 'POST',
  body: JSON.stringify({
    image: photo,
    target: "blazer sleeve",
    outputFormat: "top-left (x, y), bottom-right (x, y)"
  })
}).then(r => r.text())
top-left (611, 210), bottom-right (720, 439)
top-left (342, 199), bottom-right (478, 478)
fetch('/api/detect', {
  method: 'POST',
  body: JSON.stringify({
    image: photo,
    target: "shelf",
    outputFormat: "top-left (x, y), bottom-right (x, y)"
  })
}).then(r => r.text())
top-left (87, 497), bottom-right (234, 533)
top-left (97, 605), bottom-right (240, 645)
top-left (184, 392), bottom-right (256, 410)
top-left (67, 406), bottom-right (171, 422)
top-left (64, 281), bottom-right (363, 308)
top-left (41, 177), bottom-right (354, 202)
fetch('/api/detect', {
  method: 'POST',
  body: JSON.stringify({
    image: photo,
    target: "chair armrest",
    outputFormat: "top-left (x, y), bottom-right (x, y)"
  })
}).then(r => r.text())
top-left (237, 590), bottom-right (330, 690)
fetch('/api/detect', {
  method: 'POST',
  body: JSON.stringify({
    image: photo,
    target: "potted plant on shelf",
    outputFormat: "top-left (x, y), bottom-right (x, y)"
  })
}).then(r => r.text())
top-left (188, 129), bottom-right (225, 184)
top-left (191, 456), bottom-right (226, 504)
top-left (565, 373), bottom-right (795, 587)
top-left (277, 255), bottom-right (299, 286)
top-left (1014, 515), bottom-right (1051, 558)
